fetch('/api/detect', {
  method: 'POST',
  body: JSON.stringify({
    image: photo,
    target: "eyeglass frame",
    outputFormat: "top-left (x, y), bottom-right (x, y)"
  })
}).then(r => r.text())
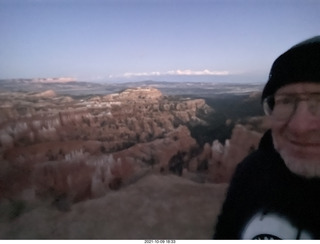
top-left (263, 92), bottom-right (320, 120)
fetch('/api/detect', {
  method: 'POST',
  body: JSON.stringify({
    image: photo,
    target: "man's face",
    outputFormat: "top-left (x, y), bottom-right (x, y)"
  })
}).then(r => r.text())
top-left (271, 82), bottom-right (320, 178)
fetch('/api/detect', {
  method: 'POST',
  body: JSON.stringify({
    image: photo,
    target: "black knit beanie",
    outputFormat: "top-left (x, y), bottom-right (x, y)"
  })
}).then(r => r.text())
top-left (261, 36), bottom-right (320, 102)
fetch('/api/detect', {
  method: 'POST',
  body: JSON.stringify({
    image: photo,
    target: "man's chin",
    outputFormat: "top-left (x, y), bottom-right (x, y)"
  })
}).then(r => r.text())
top-left (280, 152), bottom-right (320, 178)
top-left (273, 138), bottom-right (320, 178)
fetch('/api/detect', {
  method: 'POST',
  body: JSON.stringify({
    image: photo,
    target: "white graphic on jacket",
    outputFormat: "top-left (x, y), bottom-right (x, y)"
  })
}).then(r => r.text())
top-left (241, 211), bottom-right (313, 240)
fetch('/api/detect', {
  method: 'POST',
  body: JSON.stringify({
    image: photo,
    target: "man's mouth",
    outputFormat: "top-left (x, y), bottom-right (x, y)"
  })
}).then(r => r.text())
top-left (288, 139), bottom-right (320, 147)
top-left (286, 138), bottom-right (320, 157)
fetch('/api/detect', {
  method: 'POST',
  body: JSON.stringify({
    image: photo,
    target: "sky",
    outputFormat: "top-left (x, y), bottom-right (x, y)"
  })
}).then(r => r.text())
top-left (0, 0), bottom-right (319, 83)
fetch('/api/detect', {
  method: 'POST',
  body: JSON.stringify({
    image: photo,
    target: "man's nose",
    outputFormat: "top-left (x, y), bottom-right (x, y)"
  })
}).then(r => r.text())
top-left (287, 101), bottom-right (318, 134)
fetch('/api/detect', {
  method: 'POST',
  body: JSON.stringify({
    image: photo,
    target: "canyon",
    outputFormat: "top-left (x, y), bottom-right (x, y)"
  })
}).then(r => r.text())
top-left (0, 79), bottom-right (269, 239)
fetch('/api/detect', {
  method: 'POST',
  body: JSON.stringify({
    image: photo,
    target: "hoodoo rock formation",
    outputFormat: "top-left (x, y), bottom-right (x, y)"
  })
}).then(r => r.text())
top-left (208, 124), bottom-right (263, 183)
top-left (0, 85), bottom-right (268, 214)
top-left (0, 87), bottom-right (215, 203)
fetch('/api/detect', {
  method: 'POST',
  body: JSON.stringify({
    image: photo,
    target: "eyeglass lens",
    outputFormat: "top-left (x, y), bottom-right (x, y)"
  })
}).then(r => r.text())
top-left (266, 93), bottom-right (320, 120)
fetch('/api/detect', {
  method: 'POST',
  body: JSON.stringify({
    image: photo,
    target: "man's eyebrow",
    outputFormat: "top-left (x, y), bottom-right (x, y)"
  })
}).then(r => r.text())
top-left (275, 92), bottom-right (320, 96)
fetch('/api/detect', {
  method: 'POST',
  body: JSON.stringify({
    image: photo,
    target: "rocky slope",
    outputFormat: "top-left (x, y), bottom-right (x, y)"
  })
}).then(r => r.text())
top-left (0, 173), bottom-right (228, 239)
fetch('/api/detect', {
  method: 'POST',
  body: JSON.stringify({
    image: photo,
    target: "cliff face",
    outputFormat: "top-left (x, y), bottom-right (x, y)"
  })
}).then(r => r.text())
top-left (0, 87), bottom-right (213, 204)
top-left (0, 85), bottom-right (269, 212)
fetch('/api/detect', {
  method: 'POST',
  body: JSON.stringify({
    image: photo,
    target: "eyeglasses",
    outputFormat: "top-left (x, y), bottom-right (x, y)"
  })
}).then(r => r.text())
top-left (263, 92), bottom-right (320, 120)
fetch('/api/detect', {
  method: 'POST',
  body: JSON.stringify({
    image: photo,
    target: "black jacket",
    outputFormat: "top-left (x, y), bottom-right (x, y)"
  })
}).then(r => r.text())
top-left (213, 130), bottom-right (320, 239)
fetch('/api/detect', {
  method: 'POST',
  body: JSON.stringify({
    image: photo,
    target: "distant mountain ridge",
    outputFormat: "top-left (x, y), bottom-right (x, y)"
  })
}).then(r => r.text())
top-left (0, 78), bottom-right (264, 97)
top-left (0, 77), bottom-right (76, 83)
